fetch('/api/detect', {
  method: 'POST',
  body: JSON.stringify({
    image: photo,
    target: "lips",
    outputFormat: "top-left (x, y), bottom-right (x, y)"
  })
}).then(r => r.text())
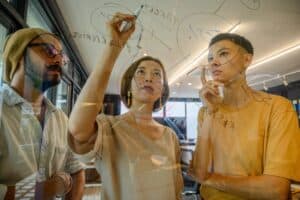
top-left (141, 85), bottom-right (154, 93)
top-left (47, 64), bottom-right (62, 75)
top-left (212, 70), bottom-right (222, 76)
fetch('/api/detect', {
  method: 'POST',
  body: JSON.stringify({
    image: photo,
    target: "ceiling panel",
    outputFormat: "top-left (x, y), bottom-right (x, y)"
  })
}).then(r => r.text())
top-left (56, 0), bottom-right (300, 97)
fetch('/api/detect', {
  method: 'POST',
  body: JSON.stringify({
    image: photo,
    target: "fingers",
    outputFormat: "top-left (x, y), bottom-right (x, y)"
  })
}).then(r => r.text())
top-left (199, 80), bottom-right (222, 103)
top-left (201, 83), bottom-right (219, 98)
top-left (200, 66), bottom-right (207, 85)
top-left (110, 12), bottom-right (136, 32)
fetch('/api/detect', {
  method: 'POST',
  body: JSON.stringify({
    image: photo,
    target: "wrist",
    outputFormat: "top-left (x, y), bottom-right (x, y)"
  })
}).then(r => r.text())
top-left (51, 172), bottom-right (72, 197)
top-left (108, 39), bottom-right (124, 49)
top-left (203, 106), bottom-right (218, 116)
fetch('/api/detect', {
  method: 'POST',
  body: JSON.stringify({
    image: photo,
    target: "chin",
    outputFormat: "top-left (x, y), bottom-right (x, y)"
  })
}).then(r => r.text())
top-left (42, 79), bottom-right (61, 91)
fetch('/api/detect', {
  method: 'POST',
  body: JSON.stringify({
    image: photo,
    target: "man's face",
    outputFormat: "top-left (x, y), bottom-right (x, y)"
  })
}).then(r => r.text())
top-left (24, 34), bottom-right (69, 91)
top-left (207, 40), bottom-right (252, 84)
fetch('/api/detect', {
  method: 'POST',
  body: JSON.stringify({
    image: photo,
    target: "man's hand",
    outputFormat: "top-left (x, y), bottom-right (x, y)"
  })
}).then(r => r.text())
top-left (35, 172), bottom-right (72, 200)
top-left (4, 186), bottom-right (15, 200)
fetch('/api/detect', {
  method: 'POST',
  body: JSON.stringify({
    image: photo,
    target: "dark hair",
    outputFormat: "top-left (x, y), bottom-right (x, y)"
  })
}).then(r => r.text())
top-left (120, 56), bottom-right (169, 112)
top-left (209, 33), bottom-right (254, 55)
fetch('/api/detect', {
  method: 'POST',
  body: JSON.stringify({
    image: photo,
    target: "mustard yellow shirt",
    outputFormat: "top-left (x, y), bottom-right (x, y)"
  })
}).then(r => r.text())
top-left (192, 91), bottom-right (300, 199)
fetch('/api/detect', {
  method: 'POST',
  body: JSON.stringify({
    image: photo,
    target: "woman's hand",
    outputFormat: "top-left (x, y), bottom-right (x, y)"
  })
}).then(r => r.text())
top-left (107, 12), bottom-right (136, 48)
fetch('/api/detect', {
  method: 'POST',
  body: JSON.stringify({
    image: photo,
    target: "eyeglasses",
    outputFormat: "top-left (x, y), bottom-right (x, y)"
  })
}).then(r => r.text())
top-left (27, 42), bottom-right (70, 65)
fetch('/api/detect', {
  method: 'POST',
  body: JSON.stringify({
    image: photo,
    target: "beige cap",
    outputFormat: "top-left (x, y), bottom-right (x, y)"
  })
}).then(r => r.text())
top-left (2, 28), bottom-right (54, 83)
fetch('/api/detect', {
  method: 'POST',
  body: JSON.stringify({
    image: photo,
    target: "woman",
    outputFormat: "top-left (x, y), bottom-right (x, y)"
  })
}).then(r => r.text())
top-left (68, 13), bottom-right (183, 200)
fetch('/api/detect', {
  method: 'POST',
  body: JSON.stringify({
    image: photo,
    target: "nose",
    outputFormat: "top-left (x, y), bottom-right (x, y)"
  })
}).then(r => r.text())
top-left (209, 57), bottom-right (221, 68)
top-left (144, 72), bottom-right (153, 82)
top-left (52, 53), bottom-right (68, 66)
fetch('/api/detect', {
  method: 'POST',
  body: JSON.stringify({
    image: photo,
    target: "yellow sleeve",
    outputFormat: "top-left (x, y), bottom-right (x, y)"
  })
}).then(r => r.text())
top-left (264, 97), bottom-right (300, 182)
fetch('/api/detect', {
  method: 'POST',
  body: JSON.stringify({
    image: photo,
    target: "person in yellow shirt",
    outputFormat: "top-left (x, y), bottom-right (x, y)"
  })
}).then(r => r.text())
top-left (189, 33), bottom-right (300, 199)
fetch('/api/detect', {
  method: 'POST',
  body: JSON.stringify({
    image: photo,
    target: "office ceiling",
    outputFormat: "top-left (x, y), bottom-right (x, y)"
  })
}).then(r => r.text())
top-left (56, 0), bottom-right (300, 97)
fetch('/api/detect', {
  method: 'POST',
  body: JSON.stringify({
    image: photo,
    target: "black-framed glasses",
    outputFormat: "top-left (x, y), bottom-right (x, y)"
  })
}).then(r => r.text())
top-left (27, 42), bottom-right (70, 65)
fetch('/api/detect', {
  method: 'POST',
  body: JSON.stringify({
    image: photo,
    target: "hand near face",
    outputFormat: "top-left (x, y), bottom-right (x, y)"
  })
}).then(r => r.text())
top-left (199, 67), bottom-right (223, 113)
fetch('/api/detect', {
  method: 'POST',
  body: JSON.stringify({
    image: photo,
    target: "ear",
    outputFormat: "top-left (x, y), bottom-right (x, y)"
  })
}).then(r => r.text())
top-left (243, 53), bottom-right (253, 69)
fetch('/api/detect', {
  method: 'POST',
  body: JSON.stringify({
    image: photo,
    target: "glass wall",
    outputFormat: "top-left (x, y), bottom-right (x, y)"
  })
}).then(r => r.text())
top-left (0, 24), bottom-right (8, 86)
top-left (26, 0), bottom-right (51, 31)
top-left (120, 99), bottom-right (202, 139)
top-left (55, 80), bottom-right (70, 114)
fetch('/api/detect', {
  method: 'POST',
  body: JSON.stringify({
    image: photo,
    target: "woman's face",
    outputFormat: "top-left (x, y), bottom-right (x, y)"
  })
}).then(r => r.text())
top-left (130, 60), bottom-right (164, 106)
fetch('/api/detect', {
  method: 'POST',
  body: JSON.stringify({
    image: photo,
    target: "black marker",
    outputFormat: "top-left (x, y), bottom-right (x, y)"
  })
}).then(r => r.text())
top-left (119, 5), bottom-right (144, 32)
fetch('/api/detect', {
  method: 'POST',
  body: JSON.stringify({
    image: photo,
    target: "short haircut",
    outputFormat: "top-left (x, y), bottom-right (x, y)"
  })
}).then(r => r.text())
top-left (209, 33), bottom-right (254, 55)
top-left (120, 56), bottom-right (169, 112)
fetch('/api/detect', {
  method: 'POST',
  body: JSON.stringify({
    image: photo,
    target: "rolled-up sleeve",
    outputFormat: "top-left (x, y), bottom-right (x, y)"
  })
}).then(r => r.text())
top-left (67, 114), bottom-right (108, 164)
top-left (64, 151), bottom-right (84, 174)
top-left (264, 98), bottom-right (300, 182)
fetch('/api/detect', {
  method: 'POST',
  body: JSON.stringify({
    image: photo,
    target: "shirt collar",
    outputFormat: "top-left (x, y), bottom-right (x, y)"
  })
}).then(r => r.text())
top-left (1, 84), bottom-right (57, 113)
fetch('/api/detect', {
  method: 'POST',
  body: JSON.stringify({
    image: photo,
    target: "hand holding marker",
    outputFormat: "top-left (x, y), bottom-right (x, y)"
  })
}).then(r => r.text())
top-left (119, 5), bottom-right (144, 32)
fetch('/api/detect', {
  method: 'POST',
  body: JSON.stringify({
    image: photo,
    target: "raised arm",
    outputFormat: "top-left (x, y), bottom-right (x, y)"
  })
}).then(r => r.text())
top-left (68, 13), bottom-right (136, 151)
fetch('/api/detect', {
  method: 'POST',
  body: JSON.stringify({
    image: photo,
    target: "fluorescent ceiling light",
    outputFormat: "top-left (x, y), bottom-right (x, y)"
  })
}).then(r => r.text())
top-left (249, 43), bottom-right (300, 70)
top-left (169, 22), bottom-right (240, 85)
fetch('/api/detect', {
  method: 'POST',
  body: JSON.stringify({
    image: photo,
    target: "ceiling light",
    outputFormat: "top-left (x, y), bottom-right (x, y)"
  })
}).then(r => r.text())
top-left (169, 22), bottom-right (240, 85)
top-left (249, 43), bottom-right (300, 70)
top-left (188, 82), bottom-right (192, 86)
top-left (249, 70), bottom-right (300, 88)
top-left (282, 76), bottom-right (288, 86)
top-left (143, 53), bottom-right (147, 56)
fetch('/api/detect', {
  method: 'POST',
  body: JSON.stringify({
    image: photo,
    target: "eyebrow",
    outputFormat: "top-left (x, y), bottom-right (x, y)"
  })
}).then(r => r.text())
top-left (137, 66), bottom-right (145, 70)
top-left (216, 47), bottom-right (230, 53)
top-left (208, 47), bottom-right (230, 60)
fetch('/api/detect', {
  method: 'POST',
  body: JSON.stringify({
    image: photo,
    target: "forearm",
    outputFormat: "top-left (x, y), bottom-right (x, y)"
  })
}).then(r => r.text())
top-left (204, 173), bottom-right (290, 200)
top-left (65, 170), bottom-right (85, 200)
top-left (69, 44), bottom-right (122, 142)
top-left (192, 114), bottom-right (213, 182)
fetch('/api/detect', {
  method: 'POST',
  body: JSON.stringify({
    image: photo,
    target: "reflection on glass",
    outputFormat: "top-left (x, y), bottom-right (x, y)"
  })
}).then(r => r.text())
top-left (0, 24), bottom-right (8, 86)
top-left (26, 0), bottom-right (51, 31)
top-left (186, 102), bottom-right (203, 139)
top-left (56, 80), bottom-right (69, 114)
top-left (165, 101), bottom-right (185, 117)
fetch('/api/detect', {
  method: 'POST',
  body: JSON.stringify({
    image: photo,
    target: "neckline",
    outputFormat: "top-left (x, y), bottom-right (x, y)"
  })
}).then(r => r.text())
top-left (219, 98), bottom-right (253, 113)
top-left (121, 112), bottom-right (167, 141)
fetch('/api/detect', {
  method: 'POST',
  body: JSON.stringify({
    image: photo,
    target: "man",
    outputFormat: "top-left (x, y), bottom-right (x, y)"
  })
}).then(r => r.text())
top-left (190, 33), bottom-right (300, 199)
top-left (0, 28), bottom-right (85, 199)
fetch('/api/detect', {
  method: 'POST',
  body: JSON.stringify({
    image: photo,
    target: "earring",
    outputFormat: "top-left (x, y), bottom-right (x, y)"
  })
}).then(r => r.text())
top-left (127, 91), bottom-right (131, 106)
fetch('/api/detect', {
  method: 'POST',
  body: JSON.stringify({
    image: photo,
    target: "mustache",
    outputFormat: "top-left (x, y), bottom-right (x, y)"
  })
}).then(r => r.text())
top-left (46, 64), bottom-right (63, 74)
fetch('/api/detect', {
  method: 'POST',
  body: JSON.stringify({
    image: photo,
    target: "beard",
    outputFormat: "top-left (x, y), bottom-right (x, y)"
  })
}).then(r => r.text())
top-left (24, 53), bottom-right (62, 92)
